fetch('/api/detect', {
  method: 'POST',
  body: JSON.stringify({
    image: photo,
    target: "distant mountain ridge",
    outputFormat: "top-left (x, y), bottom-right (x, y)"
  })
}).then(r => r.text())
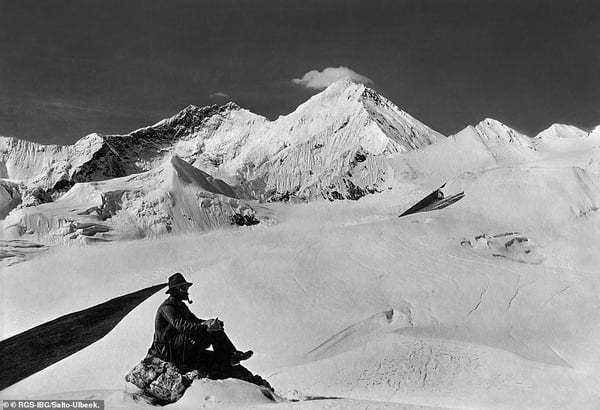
top-left (1, 79), bottom-right (598, 243)
top-left (0, 79), bottom-right (445, 202)
top-left (1, 80), bottom-right (598, 209)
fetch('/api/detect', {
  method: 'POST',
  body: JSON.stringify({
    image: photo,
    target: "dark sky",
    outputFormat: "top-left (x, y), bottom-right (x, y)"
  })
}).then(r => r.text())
top-left (1, 0), bottom-right (599, 144)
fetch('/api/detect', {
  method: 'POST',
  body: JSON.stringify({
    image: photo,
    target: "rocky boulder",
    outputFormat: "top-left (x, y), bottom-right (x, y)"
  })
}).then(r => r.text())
top-left (125, 355), bottom-right (199, 403)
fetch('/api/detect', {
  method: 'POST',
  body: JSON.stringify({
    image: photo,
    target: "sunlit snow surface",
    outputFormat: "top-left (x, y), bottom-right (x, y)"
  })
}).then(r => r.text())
top-left (2, 156), bottom-right (256, 244)
top-left (1, 117), bottom-right (600, 408)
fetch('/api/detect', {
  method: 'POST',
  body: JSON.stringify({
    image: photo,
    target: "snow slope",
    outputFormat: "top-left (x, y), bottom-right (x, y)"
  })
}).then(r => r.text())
top-left (528, 124), bottom-right (600, 173)
top-left (387, 118), bottom-right (600, 189)
top-left (2, 142), bottom-right (599, 408)
top-left (2, 156), bottom-right (256, 244)
top-left (1, 86), bottom-right (599, 409)
top-left (385, 118), bottom-right (538, 185)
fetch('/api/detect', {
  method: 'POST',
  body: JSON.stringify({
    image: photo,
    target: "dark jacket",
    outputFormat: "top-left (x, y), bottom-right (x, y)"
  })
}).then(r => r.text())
top-left (147, 296), bottom-right (208, 365)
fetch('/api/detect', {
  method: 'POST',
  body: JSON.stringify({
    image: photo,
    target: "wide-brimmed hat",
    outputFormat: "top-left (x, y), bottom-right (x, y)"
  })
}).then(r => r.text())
top-left (166, 272), bottom-right (193, 294)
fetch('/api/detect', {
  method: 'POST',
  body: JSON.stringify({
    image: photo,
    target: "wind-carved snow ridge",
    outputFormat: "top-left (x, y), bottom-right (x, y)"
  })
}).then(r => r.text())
top-left (3, 156), bottom-right (258, 244)
top-left (306, 308), bottom-right (415, 362)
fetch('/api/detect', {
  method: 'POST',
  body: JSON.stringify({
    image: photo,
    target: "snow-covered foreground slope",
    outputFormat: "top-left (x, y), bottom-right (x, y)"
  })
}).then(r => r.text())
top-left (2, 153), bottom-right (599, 408)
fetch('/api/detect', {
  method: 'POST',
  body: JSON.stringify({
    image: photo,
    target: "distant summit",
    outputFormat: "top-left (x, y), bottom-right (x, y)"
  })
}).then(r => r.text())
top-left (535, 124), bottom-right (588, 140)
top-left (242, 79), bottom-right (445, 200)
top-left (149, 102), bottom-right (243, 129)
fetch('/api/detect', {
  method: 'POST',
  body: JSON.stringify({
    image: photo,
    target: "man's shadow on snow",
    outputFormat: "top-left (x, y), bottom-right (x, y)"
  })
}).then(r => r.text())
top-left (0, 284), bottom-right (166, 391)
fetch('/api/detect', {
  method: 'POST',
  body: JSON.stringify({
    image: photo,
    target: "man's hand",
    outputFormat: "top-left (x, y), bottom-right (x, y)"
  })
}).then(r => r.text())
top-left (202, 318), bottom-right (224, 332)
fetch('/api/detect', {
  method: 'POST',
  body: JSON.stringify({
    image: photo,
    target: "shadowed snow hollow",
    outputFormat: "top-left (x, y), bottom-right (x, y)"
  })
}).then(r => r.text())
top-left (2, 156), bottom-right (257, 244)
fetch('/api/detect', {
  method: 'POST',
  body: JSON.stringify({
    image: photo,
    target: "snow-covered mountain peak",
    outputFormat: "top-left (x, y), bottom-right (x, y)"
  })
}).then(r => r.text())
top-left (221, 101), bottom-right (241, 111)
top-left (320, 77), bottom-right (365, 96)
top-left (478, 117), bottom-right (513, 132)
top-left (146, 102), bottom-right (247, 132)
top-left (475, 118), bottom-right (531, 144)
top-left (298, 79), bottom-right (390, 111)
top-left (417, 118), bottom-right (539, 168)
top-left (233, 81), bottom-right (446, 200)
top-left (535, 123), bottom-right (588, 140)
top-left (149, 104), bottom-right (205, 128)
top-left (75, 132), bottom-right (105, 148)
top-left (276, 79), bottom-right (444, 150)
top-left (282, 79), bottom-right (366, 120)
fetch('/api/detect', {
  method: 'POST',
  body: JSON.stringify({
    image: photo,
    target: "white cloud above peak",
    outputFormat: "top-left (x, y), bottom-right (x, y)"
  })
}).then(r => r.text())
top-left (209, 92), bottom-right (229, 99)
top-left (292, 66), bottom-right (373, 90)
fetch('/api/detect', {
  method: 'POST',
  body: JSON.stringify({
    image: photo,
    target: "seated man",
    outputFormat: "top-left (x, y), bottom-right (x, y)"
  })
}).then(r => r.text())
top-left (148, 273), bottom-right (270, 389)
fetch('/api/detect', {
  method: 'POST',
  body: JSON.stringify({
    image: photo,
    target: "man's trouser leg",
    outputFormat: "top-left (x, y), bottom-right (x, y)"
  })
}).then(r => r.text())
top-left (189, 329), bottom-right (236, 368)
top-left (206, 329), bottom-right (237, 362)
